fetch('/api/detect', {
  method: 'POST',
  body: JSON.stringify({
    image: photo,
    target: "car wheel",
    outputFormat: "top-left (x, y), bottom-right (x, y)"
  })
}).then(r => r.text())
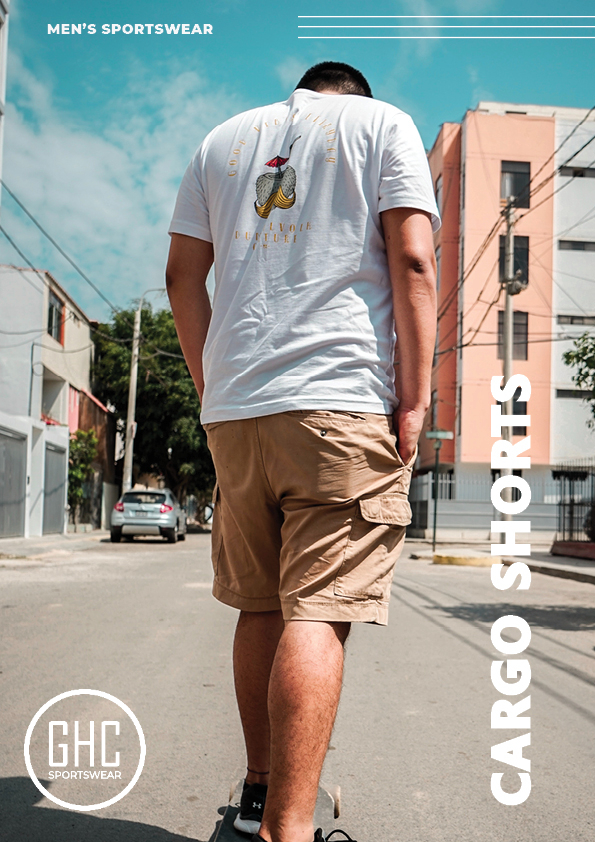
top-left (164, 527), bottom-right (177, 544)
top-left (110, 528), bottom-right (122, 543)
top-left (177, 524), bottom-right (186, 541)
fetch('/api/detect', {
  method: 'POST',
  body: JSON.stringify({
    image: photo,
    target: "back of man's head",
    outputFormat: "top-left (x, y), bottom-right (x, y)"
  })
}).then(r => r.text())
top-left (295, 61), bottom-right (373, 98)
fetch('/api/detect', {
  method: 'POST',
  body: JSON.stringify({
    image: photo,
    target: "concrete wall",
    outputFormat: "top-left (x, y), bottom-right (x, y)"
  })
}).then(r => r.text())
top-left (0, 266), bottom-right (98, 536)
top-left (0, 266), bottom-right (45, 418)
top-left (40, 274), bottom-right (93, 426)
top-left (0, 407), bottom-right (69, 537)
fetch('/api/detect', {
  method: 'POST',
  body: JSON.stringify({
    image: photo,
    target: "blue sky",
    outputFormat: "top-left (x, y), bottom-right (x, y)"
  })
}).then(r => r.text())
top-left (2, 0), bottom-right (594, 318)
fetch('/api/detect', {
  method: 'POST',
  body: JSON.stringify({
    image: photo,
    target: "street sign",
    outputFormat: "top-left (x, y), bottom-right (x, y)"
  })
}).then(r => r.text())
top-left (426, 430), bottom-right (454, 440)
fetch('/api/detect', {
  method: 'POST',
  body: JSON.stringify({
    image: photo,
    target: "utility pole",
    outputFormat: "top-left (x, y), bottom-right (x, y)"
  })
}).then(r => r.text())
top-left (500, 198), bottom-right (527, 520)
top-left (122, 303), bottom-right (142, 493)
top-left (121, 288), bottom-right (165, 493)
top-left (426, 429), bottom-right (454, 551)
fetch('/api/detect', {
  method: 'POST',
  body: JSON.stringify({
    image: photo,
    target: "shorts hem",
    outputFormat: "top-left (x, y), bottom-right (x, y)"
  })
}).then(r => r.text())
top-left (281, 598), bottom-right (390, 626)
top-left (212, 579), bottom-right (282, 612)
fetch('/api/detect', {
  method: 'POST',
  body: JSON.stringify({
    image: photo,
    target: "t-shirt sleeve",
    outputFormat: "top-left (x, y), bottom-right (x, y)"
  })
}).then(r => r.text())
top-left (168, 141), bottom-right (213, 242)
top-left (378, 114), bottom-right (441, 232)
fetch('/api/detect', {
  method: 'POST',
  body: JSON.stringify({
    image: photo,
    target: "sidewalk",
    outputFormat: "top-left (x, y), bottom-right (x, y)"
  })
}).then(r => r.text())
top-left (3, 532), bottom-right (594, 585)
top-left (0, 530), bottom-right (109, 561)
top-left (407, 539), bottom-right (595, 585)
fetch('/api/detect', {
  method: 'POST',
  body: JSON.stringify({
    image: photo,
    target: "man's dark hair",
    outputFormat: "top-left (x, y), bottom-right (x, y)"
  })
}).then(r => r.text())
top-left (296, 61), bottom-right (373, 98)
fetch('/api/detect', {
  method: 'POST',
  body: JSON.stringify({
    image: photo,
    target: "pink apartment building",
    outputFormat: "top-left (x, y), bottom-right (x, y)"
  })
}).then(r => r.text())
top-left (412, 102), bottom-right (595, 540)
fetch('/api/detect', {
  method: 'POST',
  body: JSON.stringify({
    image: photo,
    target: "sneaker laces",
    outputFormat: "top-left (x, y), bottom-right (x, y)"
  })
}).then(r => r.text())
top-left (325, 831), bottom-right (357, 842)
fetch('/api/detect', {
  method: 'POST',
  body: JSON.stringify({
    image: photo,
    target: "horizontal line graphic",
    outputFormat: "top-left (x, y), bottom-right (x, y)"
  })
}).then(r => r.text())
top-left (298, 25), bottom-right (595, 29)
top-left (297, 36), bottom-right (595, 40)
top-left (297, 16), bottom-right (595, 39)
top-left (297, 15), bottom-right (595, 18)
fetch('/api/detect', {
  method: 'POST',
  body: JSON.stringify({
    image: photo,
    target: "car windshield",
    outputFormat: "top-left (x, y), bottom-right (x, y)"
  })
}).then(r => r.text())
top-left (122, 492), bottom-right (166, 505)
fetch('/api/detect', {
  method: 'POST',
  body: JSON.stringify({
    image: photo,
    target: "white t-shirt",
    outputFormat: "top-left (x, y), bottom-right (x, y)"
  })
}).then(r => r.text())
top-left (169, 89), bottom-right (440, 424)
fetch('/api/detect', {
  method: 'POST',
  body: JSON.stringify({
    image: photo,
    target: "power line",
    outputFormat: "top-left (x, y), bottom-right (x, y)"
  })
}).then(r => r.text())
top-left (1, 179), bottom-right (120, 314)
top-left (436, 106), bottom-right (595, 328)
top-left (527, 105), bottom-right (595, 187)
top-left (0, 231), bottom-right (137, 353)
top-left (0, 217), bottom-right (185, 360)
top-left (433, 108), bottom-right (595, 385)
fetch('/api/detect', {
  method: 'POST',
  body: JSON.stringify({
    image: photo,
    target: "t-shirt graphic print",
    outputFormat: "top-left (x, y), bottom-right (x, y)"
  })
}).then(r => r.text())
top-left (255, 136), bottom-right (301, 218)
top-left (169, 89), bottom-right (440, 424)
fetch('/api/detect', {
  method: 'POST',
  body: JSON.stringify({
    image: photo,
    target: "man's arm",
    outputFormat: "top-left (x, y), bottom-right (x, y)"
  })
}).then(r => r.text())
top-left (165, 233), bottom-right (214, 402)
top-left (381, 207), bottom-right (437, 464)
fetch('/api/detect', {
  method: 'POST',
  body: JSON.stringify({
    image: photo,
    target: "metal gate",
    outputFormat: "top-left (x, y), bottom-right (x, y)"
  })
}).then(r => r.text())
top-left (43, 444), bottom-right (66, 534)
top-left (0, 428), bottom-right (27, 538)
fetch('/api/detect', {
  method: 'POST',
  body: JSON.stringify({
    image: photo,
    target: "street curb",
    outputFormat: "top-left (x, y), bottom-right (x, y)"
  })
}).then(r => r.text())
top-left (409, 549), bottom-right (595, 585)
top-left (432, 551), bottom-right (496, 567)
top-left (502, 558), bottom-right (595, 586)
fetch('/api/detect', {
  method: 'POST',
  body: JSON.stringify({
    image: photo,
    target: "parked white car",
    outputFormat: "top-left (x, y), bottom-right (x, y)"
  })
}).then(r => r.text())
top-left (110, 489), bottom-right (187, 543)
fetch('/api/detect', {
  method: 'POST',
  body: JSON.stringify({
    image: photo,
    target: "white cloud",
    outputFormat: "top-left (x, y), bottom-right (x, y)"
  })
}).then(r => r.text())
top-left (467, 66), bottom-right (494, 107)
top-left (0, 53), bottom-right (240, 318)
top-left (275, 56), bottom-right (309, 92)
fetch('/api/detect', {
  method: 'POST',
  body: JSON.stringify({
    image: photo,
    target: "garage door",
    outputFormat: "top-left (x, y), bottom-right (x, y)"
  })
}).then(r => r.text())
top-left (43, 444), bottom-right (67, 534)
top-left (0, 428), bottom-right (27, 538)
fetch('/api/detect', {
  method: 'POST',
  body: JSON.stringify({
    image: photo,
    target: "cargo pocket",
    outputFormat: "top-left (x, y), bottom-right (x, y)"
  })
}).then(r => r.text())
top-left (334, 494), bottom-right (412, 599)
top-left (210, 482), bottom-right (222, 576)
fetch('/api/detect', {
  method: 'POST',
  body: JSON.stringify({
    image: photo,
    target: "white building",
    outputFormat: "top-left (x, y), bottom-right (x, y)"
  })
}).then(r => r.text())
top-left (551, 112), bottom-right (595, 462)
top-left (0, 265), bottom-right (116, 537)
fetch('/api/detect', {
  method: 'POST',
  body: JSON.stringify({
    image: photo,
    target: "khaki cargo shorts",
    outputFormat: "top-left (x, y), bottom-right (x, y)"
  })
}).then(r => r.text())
top-left (203, 410), bottom-right (414, 626)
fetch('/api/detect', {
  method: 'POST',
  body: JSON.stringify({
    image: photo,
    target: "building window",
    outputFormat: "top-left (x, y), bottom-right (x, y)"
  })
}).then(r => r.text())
top-left (499, 235), bottom-right (529, 286)
top-left (48, 292), bottom-right (64, 343)
top-left (559, 240), bottom-right (595, 251)
top-left (559, 166), bottom-right (595, 179)
top-left (435, 174), bottom-right (443, 214)
top-left (501, 161), bottom-right (531, 208)
top-left (433, 327), bottom-right (440, 368)
top-left (498, 311), bottom-right (528, 361)
top-left (435, 245), bottom-right (441, 292)
top-left (556, 389), bottom-right (594, 399)
top-left (557, 314), bottom-right (595, 326)
top-left (431, 389), bottom-right (438, 428)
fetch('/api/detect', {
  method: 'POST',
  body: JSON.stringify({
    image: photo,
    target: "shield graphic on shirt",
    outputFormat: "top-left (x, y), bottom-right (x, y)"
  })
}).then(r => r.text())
top-left (255, 166), bottom-right (297, 218)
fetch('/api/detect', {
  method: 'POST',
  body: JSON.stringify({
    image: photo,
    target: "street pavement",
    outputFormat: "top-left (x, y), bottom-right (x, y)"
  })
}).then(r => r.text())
top-left (1, 533), bottom-right (594, 841)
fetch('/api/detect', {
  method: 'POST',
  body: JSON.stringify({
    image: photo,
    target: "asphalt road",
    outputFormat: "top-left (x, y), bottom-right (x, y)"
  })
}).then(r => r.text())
top-left (1, 533), bottom-right (594, 842)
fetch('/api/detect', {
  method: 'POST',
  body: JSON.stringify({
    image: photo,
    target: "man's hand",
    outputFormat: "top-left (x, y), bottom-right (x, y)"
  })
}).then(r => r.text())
top-left (393, 404), bottom-right (426, 465)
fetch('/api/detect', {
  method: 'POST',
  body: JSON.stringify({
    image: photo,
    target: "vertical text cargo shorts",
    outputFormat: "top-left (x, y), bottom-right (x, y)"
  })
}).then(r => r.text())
top-left (203, 410), bottom-right (414, 625)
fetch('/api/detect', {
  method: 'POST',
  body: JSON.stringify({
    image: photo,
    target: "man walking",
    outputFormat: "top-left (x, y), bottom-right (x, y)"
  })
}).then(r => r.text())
top-left (166, 62), bottom-right (439, 842)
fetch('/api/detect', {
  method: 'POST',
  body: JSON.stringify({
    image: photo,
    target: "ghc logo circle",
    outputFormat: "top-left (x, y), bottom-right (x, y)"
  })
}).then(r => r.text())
top-left (24, 689), bottom-right (146, 812)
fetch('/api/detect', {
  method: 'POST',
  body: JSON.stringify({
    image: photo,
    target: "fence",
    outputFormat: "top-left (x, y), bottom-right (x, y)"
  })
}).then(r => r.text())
top-left (408, 468), bottom-right (561, 535)
top-left (409, 470), bottom-right (560, 505)
top-left (552, 459), bottom-right (595, 543)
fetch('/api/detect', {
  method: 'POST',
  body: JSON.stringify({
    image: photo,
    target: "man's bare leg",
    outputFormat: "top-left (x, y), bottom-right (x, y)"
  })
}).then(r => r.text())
top-left (258, 619), bottom-right (350, 842)
top-left (233, 610), bottom-right (285, 786)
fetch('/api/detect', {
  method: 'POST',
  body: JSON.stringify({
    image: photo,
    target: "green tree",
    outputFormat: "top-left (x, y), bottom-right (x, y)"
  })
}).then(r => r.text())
top-left (68, 429), bottom-right (98, 524)
top-left (92, 304), bottom-right (215, 516)
top-left (563, 333), bottom-right (595, 427)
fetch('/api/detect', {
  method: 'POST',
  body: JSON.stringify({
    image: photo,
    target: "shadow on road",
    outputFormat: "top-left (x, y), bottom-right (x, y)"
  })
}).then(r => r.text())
top-left (430, 602), bottom-right (595, 631)
top-left (0, 777), bottom-right (209, 842)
